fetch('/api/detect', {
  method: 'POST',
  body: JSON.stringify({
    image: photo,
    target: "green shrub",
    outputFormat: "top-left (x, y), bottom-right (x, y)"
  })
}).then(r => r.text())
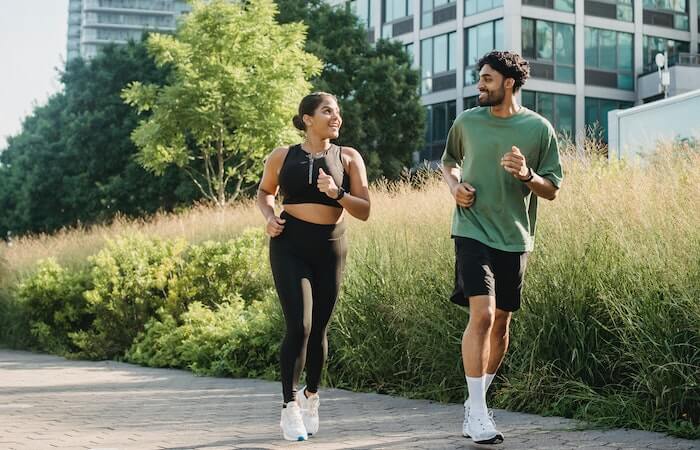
top-left (168, 229), bottom-right (273, 316)
top-left (72, 235), bottom-right (188, 359)
top-left (15, 259), bottom-right (93, 354)
top-left (127, 292), bottom-right (282, 378)
top-left (0, 288), bottom-right (30, 348)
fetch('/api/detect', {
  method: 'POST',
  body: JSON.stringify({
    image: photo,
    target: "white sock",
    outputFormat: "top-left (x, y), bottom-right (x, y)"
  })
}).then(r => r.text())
top-left (466, 373), bottom-right (497, 402)
top-left (485, 373), bottom-right (496, 394)
top-left (466, 376), bottom-right (487, 416)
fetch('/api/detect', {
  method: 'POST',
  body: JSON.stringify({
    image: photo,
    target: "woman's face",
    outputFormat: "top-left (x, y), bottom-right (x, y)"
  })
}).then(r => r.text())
top-left (304, 96), bottom-right (342, 139)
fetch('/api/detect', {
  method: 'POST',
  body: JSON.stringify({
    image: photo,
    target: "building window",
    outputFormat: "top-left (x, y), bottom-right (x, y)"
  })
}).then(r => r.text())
top-left (465, 0), bottom-right (503, 16)
top-left (585, 98), bottom-right (633, 142)
top-left (421, 32), bottom-right (457, 94)
top-left (349, 0), bottom-right (373, 28)
top-left (643, 0), bottom-right (689, 30)
top-left (422, 0), bottom-right (456, 28)
top-left (405, 43), bottom-right (415, 67)
top-left (421, 101), bottom-right (457, 161)
top-left (522, 0), bottom-right (574, 13)
top-left (96, 28), bottom-right (145, 41)
top-left (522, 91), bottom-right (575, 137)
top-left (584, 0), bottom-right (633, 21)
top-left (85, 12), bottom-right (175, 27)
top-left (465, 19), bottom-right (503, 85)
top-left (464, 95), bottom-right (479, 109)
top-left (522, 19), bottom-right (575, 83)
top-left (97, 0), bottom-right (175, 10)
top-left (585, 27), bottom-right (634, 90)
top-left (642, 36), bottom-right (690, 73)
top-left (382, 0), bottom-right (414, 38)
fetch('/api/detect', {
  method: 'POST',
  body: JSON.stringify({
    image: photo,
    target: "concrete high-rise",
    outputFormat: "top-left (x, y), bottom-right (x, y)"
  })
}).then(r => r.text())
top-left (67, 0), bottom-right (190, 61)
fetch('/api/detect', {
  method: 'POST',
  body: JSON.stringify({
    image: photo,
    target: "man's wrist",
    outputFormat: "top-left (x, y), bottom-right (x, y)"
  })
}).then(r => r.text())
top-left (519, 167), bottom-right (534, 182)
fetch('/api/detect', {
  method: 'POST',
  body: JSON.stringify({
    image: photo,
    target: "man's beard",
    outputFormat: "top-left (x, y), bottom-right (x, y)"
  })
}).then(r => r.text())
top-left (478, 84), bottom-right (506, 106)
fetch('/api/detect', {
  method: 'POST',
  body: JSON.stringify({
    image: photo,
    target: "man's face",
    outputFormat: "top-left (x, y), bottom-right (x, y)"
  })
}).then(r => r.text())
top-left (477, 64), bottom-right (507, 107)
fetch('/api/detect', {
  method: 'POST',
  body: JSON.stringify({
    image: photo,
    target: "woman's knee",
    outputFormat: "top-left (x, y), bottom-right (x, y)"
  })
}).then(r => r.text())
top-left (286, 322), bottom-right (312, 344)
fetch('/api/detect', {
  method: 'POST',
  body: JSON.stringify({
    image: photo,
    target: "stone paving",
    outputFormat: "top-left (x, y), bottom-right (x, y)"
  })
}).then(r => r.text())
top-left (0, 350), bottom-right (697, 450)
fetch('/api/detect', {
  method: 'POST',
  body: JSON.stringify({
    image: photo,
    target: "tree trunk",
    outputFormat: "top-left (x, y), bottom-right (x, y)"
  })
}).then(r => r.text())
top-left (217, 134), bottom-right (226, 207)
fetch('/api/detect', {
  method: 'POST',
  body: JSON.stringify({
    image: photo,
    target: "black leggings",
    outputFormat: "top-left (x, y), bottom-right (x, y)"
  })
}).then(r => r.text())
top-left (269, 211), bottom-right (347, 404)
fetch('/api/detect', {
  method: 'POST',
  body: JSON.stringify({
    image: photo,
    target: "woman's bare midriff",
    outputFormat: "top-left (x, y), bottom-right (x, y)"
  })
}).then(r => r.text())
top-left (283, 203), bottom-right (344, 225)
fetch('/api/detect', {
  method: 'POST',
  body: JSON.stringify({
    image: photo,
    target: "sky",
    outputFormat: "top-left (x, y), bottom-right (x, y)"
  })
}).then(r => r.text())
top-left (0, 0), bottom-right (69, 150)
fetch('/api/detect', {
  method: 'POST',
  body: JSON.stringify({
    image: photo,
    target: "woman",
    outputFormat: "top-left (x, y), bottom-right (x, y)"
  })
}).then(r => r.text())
top-left (257, 92), bottom-right (371, 441)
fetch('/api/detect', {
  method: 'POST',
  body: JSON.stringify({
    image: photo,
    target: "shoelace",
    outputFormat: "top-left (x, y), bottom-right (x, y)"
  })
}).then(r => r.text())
top-left (464, 402), bottom-right (495, 419)
top-left (287, 406), bottom-right (306, 428)
top-left (305, 396), bottom-right (320, 416)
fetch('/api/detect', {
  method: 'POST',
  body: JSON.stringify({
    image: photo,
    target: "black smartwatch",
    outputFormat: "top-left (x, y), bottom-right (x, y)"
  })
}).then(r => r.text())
top-left (520, 167), bottom-right (534, 183)
top-left (334, 187), bottom-right (346, 200)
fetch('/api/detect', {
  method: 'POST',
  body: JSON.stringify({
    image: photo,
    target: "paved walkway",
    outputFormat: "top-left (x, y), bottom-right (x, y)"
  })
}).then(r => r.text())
top-left (0, 350), bottom-right (697, 450)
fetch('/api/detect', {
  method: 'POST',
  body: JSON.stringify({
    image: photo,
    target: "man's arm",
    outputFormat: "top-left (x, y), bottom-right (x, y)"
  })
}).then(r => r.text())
top-left (501, 146), bottom-right (559, 201)
top-left (522, 171), bottom-right (558, 201)
top-left (441, 164), bottom-right (476, 208)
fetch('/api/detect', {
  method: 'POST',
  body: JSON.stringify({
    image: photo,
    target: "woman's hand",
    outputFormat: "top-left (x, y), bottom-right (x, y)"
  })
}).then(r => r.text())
top-left (317, 168), bottom-right (339, 199)
top-left (266, 215), bottom-right (286, 237)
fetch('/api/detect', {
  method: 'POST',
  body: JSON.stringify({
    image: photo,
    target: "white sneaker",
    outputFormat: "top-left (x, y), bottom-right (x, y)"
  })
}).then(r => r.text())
top-left (280, 401), bottom-right (308, 441)
top-left (297, 386), bottom-right (320, 436)
top-left (465, 411), bottom-right (504, 444)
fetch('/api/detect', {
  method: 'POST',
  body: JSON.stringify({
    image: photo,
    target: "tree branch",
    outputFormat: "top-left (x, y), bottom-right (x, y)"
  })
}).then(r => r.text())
top-left (217, 129), bottom-right (226, 206)
top-left (184, 167), bottom-right (214, 202)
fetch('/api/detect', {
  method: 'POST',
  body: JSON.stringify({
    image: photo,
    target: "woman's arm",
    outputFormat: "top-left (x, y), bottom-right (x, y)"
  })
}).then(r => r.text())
top-left (317, 147), bottom-right (371, 221)
top-left (257, 147), bottom-right (288, 236)
top-left (336, 147), bottom-right (371, 221)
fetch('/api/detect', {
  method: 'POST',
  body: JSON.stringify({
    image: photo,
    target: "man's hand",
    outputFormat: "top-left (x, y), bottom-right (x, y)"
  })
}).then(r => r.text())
top-left (265, 215), bottom-right (286, 237)
top-left (452, 182), bottom-right (476, 208)
top-left (501, 146), bottom-right (529, 180)
top-left (317, 168), bottom-right (339, 198)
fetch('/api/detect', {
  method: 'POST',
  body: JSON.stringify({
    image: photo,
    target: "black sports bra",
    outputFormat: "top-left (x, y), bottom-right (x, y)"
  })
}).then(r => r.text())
top-left (278, 144), bottom-right (351, 208)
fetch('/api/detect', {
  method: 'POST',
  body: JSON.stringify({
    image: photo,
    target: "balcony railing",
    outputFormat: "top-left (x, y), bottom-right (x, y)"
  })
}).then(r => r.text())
top-left (641, 52), bottom-right (700, 75)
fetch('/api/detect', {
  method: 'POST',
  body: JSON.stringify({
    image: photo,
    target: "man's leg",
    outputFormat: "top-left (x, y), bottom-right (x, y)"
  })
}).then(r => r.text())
top-left (463, 295), bottom-right (496, 416)
top-left (485, 308), bottom-right (513, 387)
top-left (486, 247), bottom-right (526, 387)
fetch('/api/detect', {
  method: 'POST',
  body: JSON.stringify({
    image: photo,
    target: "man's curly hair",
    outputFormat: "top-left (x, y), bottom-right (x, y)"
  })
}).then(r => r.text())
top-left (477, 51), bottom-right (530, 92)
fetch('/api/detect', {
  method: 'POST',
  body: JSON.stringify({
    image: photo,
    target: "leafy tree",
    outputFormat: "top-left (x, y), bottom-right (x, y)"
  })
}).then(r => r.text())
top-left (0, 95), bottom-right (71, 234)
top-left (0, 42), bottom-right (198, 237)
top-left (59, 43), bottom-right (199, 225)
top-left (275, 0), bottom-right (425, 179)
top-left (123, 0), bottom-right (322, 206)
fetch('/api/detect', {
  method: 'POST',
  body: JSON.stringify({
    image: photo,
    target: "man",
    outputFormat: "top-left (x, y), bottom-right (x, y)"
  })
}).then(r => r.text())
top-left (440, 50), bottom-right (563, 444)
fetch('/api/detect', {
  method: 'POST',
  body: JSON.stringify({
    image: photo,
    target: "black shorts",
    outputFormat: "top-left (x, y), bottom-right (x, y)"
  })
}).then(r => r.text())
top-left (450, 236), bottom-right (529, 312)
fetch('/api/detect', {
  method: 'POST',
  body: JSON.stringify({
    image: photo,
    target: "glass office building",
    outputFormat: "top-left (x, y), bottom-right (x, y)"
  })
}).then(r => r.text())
top-left (333, 0), bottom-right (699, 159)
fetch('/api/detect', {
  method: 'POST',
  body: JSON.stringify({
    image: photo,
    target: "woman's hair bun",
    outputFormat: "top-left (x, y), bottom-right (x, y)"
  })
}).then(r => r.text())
top-left (292, 115), bottom-right (305, 131)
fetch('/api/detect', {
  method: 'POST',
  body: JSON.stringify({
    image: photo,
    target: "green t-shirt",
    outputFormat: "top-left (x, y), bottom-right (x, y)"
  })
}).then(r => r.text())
top-left (441, 106), bottom-right (563, 252)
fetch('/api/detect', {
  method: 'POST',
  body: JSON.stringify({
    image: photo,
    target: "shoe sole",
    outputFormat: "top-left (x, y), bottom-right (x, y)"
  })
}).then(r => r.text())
top-left (281, 427), bottom-right (308, 441)
top-left (463, 429), bottom-right (504, 442)
top-left (464, 433), bottom-right (504, 445)
top-left (282, 432), bottom-right (307, 441)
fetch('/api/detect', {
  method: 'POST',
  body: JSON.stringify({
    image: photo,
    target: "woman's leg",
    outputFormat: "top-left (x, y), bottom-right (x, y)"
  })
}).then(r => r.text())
top-left (304, 236), bottom-right (347, 394)
top-left (270, 239), bottom-right (314, 404)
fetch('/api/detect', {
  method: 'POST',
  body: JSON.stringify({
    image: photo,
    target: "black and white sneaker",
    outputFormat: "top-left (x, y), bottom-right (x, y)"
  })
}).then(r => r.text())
top-left (464, 410), bottom-right (504, 444)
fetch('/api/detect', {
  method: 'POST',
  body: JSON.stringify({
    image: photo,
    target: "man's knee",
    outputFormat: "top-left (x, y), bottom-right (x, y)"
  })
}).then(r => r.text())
top-left (468, 297), bottom-right (496, 334)
top-left (492, 309), bottom-right (512, 338)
